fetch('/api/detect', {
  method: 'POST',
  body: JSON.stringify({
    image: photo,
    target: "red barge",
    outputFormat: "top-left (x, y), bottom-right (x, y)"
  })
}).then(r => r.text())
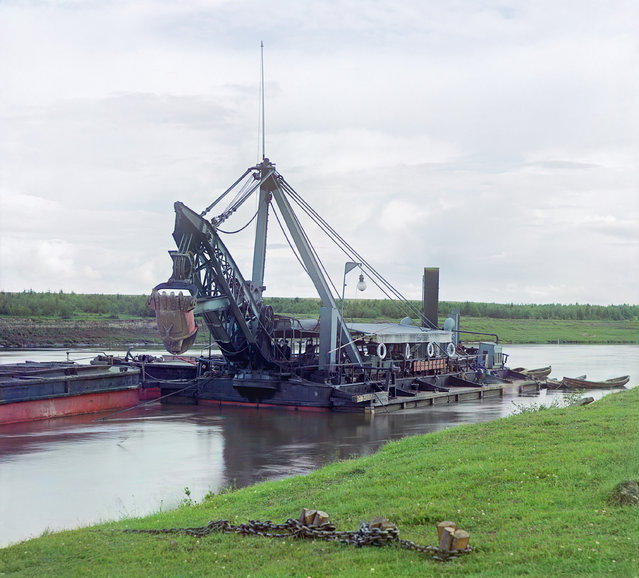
top-left (0, 354), bottom-right (205, 425)
top-left (0, 362), bottom-right (141, 425)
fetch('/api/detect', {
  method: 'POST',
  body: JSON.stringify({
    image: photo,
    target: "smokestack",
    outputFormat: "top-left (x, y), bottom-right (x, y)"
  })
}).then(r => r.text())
top-left (422, 267), bottom-right (439, 328)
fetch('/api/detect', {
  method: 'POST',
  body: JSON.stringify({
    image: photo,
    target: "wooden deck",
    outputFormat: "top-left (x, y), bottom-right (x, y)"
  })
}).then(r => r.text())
top-left (363, 383), bottom-right (505, 413)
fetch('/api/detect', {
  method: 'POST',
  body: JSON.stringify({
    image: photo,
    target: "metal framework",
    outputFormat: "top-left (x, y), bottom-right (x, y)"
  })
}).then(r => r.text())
top-left (158, 159), bottom-right (362, 374)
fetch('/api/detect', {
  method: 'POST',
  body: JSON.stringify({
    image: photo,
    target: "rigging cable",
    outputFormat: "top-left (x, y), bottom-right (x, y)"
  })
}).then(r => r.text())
top-left (279, 177), bottom-right (436, 328)
top-left (279, 186), bottom-right (342, 298)
top-left (283, 180), bottom-right (404, 308)
top-left (283, 180), bottom-right (432, 326)
top-left (217, 209), bottom-right (260, 235)
top-left (212, 169), bottom-right (275, 226)
top-left (201, 164), bottom-right (436, 331)
top-left (271, 205), bottom-right (309, 275)
top-left (213, 178), bottom-right (259, 225)
top-left (201, 168), bottom-right (254, 217)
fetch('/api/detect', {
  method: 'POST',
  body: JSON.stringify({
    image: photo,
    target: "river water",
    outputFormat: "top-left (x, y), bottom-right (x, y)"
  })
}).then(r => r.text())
top-left (0, 344), bottom-right (636, 548)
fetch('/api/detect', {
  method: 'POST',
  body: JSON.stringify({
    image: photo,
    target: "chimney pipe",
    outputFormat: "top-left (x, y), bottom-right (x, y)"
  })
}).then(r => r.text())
top-left (422, 267), bottom-right (439, 328)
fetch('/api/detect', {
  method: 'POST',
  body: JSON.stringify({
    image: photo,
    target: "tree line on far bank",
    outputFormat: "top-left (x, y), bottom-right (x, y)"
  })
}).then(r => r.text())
top-left (0, 290), bottom-right (636, 322)
top-left (0, 291), bottom-right (154, 319)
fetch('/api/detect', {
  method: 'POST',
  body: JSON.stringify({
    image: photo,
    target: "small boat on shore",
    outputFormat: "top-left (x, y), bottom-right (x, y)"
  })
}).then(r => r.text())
top-left (511, 366), bottom-right (552, 379)
top-left (561, 375), bottom-right (630, 390)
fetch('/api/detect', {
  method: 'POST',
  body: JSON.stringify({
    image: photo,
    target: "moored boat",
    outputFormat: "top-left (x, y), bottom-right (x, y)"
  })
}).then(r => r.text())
top-left (545, 375), bottom-right (585, 390)
top-left (511, 366), bottom-right (552, 379)
top-left (561, 375), bottom-right (630, 390)
top-left (0, 362), bottom-right (141, 425)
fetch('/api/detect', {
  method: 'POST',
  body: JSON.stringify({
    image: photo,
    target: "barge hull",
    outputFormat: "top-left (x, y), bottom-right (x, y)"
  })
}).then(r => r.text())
top-left (0, 364), bottom-right (143, 425)
top-left (0, 388), bottom-right (140, 425)
top-left (156, 374), bottom-right (507, 413)
top-left (198, 398), bottom-right (332, 413)
top-left (157, 375), bottom-right (337, 411)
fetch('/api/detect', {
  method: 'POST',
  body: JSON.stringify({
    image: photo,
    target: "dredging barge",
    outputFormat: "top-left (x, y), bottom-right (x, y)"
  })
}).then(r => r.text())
top-left (0, 158), bottom-right (539, 424)
top-left (143, 157), bottom-right (533, 412)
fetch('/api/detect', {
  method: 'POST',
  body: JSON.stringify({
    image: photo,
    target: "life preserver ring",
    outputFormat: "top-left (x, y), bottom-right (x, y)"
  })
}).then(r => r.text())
top-left (376, 342), bottom-right (387, 360)
top-left (447, 342), bottom-right (456, 357)
top-left (427, 342), bottom-right (435, 358)
top-left (404, 343), bottom-right (411, 359)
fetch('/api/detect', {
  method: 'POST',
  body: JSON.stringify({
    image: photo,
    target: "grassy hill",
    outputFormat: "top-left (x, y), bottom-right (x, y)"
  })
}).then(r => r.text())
top-left (2, 386), bottom-right (637, 576)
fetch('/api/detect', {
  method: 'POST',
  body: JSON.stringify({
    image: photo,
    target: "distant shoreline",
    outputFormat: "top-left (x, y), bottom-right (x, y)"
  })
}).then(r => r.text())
top-left (0, 316), bottom-right (636, 348)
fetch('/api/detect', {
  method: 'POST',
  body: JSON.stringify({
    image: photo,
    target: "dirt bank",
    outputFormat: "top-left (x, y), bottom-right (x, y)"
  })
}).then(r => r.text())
top-left (0, 317), bottom-right (163, 348)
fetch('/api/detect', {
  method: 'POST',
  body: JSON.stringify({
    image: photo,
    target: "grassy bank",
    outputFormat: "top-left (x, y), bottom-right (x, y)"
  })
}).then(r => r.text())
top-left (2, 388), bottom-right (638, 576)
top-left (457, 316), bottom-right (639, 344)
top-left (0, 315), bottom-right (637, 348)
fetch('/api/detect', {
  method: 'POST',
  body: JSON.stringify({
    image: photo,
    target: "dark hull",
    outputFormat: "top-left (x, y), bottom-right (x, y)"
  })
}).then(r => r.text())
top-left (159, 375), bottom-right (337, 411)
top-left (156, 370), bottom-right (513, 412)
top-left (140, 362), bottom-right (198, 381)
top-left (91, 356), bottom-right (200, 402)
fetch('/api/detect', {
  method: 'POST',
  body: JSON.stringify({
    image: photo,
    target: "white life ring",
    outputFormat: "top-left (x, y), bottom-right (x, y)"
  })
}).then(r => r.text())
top-left (404, 343), bottom-right (411, 359)
top-left (426, 342), bottom-right (435, 358)
top-left (376, 342), bottom-right (387, 360)
top-left (447, 342), bottom-right (456, 357)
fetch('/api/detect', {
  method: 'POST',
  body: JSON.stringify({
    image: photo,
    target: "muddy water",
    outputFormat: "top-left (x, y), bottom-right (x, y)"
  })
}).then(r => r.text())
top-left (0, 344), bottom-right (636, 547)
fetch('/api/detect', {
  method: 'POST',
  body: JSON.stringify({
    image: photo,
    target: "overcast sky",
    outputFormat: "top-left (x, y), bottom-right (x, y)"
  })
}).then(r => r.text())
top-left (1, 0), bottom-right (637, 306)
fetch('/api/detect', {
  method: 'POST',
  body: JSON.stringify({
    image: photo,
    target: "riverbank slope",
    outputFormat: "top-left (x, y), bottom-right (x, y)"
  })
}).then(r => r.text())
top-left (1, 315), bottom-right (636, 347)
top-left (1, 387), bottom-right (637, 576)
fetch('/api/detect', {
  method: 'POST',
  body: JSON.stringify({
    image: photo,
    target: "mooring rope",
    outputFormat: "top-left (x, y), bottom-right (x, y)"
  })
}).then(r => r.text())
top-left (93, 382), bottom-right (197, 422)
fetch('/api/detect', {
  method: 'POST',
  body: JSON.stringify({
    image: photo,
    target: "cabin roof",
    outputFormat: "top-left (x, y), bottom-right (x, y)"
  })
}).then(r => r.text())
top-left (273, 316), bottom-right (452, 344)
top-left (347, 323), bottom-right (452, 344)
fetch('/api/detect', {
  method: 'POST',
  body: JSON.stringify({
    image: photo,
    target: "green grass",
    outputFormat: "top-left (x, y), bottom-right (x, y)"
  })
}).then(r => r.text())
top-left (457, 317), bottom-right (639, 344)
top-left (1, 313), bottom-right (636, 348)
top-left (2, 388), bottom-right (638, 576)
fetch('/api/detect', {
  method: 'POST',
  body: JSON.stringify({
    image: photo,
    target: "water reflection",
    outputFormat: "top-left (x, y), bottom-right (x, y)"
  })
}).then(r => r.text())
top-left (0, 393), bottom-right (530, 548)
top-left (1, 344), bottom-right (636, 548)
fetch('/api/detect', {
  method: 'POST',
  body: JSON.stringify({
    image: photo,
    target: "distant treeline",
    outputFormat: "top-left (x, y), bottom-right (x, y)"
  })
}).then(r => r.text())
top-left (265, 297), bottom-right (638, 321)
top-left (0, 291), bottom-right (154, 319)
top-left (2, 291), bottom-right (635, 322)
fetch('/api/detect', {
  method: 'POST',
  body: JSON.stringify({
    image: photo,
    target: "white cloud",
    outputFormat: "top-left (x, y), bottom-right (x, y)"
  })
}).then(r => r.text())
top-left (0, 0), bottom-right (637, 305)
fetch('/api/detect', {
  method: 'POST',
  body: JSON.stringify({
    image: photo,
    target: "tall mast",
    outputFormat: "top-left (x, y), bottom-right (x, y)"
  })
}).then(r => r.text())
top-left (251, 42), bottom-right (270, 295)
top-left (260, 40), bottom-right (265, 160)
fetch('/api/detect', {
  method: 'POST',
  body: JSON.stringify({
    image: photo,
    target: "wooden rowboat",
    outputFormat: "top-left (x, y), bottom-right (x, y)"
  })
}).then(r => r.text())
top-left (512, 366), bottom-right (552, 379)
top-left (561, 375), bottom-right (630, 390)
top-left (545, 375), bottom-right (586, 390)
top-left (545, 378), bottom-right (563, 390)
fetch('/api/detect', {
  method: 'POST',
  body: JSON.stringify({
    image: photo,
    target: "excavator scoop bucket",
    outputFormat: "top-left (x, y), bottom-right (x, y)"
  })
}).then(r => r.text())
top-left (147, 289), bottom-right (198, 355)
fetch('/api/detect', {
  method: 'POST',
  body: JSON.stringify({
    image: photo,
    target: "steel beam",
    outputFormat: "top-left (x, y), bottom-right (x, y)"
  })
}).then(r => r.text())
top-left (251, 161), bottom-right (273, 294)
top-left (270, 183), bottom-right (362, 369)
